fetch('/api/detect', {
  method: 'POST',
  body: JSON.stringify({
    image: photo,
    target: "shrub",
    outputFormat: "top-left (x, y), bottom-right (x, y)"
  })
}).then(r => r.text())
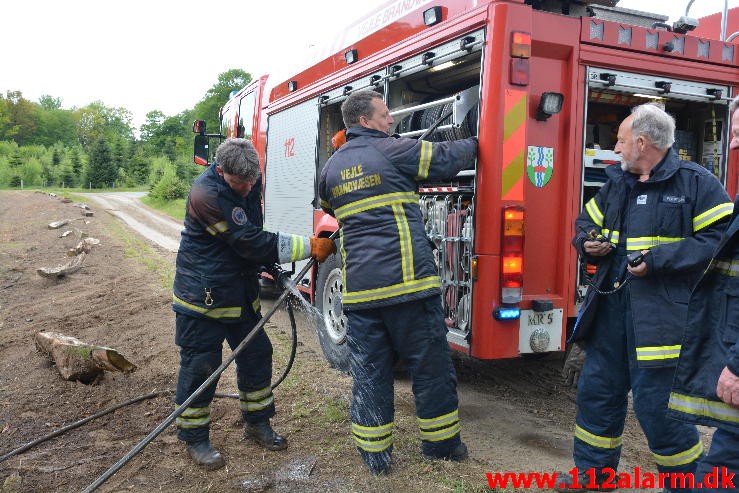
top-left (149, 166), bottom-right (188, 200)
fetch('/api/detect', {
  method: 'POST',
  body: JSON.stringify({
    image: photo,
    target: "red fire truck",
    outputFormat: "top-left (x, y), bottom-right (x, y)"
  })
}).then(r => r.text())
top-left (194, 0), bottom-right (739, 371)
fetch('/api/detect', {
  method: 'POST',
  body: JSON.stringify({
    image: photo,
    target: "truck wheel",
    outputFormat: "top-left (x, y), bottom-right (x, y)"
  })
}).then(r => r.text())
top-left (314, 250), bottom-right (351, 373)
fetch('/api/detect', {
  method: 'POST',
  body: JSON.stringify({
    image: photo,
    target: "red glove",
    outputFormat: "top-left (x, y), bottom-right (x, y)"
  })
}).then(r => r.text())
top-left (309, 237), bottom-right (336, 263)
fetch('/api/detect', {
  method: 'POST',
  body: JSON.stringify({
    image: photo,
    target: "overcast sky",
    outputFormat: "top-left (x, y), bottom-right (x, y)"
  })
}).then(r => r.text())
top-left (2, 0), bottom-right (736, 131)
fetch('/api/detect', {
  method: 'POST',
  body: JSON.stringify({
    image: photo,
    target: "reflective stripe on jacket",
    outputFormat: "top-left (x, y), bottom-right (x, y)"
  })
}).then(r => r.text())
top-left (572, 150), bottom-right (733, 367)
top-left (668, 196), bottom-right (739, 432)
top-left (318, 127), bottom-right (477, 310)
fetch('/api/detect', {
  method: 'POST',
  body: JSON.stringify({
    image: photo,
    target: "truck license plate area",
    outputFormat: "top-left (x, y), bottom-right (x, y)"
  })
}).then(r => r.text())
top-left (518, 309), bottom-right (563, 354)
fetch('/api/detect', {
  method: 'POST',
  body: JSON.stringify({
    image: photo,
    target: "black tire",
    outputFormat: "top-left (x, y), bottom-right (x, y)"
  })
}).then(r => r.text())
top-left (314, 249), bottom-right (351, 373)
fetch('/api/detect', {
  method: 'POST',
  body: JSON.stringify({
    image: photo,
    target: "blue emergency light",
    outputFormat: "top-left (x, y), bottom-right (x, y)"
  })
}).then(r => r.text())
top-left (493, 306), bottom-right (521, 321)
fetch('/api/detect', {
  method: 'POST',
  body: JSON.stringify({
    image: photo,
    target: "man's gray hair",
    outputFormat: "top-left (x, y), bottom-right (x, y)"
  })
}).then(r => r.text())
top-left (730, 95), bottom-right (739, 113)
top-left (341, 90), bottom-right (383, 128)
top-left (215, 138), bottom-right (261, 180)
top-left (630, 103), bottom-right (675, 150)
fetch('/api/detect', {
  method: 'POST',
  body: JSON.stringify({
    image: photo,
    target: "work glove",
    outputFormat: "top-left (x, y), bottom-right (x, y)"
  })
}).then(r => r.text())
top-left (309, 237), bottom-right (337, 263)
top-left (562, 342), bottom-right (587, 388)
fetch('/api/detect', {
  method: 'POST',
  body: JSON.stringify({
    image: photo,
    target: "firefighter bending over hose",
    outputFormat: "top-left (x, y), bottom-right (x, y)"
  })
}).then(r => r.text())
top-left (559, 104), bottom-right (733, 492)
top-left (318, 90), bottom-right (478, 475)
top-left (172, 138), bottom-right (336, 470)
top-left (668, 95), bottom-right (739, 492)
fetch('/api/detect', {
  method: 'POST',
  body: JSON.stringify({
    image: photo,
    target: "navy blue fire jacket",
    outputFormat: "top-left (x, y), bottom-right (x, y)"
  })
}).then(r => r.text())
top-left (173, 163), bottom-right (309, 322)
top-left (668, 195), bottom-right (739, 432)
top-left (571, 149), bottom-right (733, 367)
top-left (318, 126), bottom-right (477, 310)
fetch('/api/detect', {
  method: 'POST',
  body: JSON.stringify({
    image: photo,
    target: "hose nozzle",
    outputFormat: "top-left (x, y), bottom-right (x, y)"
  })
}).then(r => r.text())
top-left (265, 264), bottom-right (293, 290)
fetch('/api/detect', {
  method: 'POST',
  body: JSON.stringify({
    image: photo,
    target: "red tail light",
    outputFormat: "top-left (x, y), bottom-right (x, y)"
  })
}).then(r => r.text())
top-left (501, 206), bottom-right (524, 304)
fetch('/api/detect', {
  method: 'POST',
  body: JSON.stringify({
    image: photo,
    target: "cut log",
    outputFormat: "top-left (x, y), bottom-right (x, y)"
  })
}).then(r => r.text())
top-left (48, 219), bottom-right (70, 229)
top-left (67, 238), bottom-right (100, 256)
top-left (35, 331), bottom-right (137, 382)
top-left (37, 252), bottom-right (87, 278)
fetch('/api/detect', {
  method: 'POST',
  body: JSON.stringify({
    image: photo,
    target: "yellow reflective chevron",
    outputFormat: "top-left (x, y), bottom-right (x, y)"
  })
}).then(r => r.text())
top-left (334, 191), bottom-right (419, 220)
top-left (693, 202), bottom-right (733, 232)
top-left (418, 409), bottom-right (461, 443)
top-left (415, 140), bottom-right (432, 179)
top-left (392, 203), bottom-right (414, 282)
top-left (343, 276), bottom-right (440, 305)
top-left (240, 387), bottom-right (274, 412)
top-left (636, 345), bottom-right (681, 361)
top-left (417, 409), bottom-right (459, 428)
top-left (625, 236), bottom-right (682, 250)
top-left (242, 387), bottom-right (271, 401)
top-left (711, 258), bottom-right (739, 277)
top-left (241, 395), bottom-right (274, 412)
top-left (420, 423), bottom-right (461, 442)
top-left (252, 297), bottom-right (261, 314)
top-left (352, 421), bottom-right (393, 438)
top-left (354, 435), bottom-right (393, 452)
top-left (602, 229), bottom-right (620, 245)
top-left (172, 294), bottom-right (242, 319)
top-left (652, 441), bottom-right (703, 467)
top-left (206, 221), bottom-right (229, 236)
top-left (575, 424), bottom-right (623, 449)
top-left (175, 405), bottom-right (211, 429)
top-left (668, 392), bottom-right (739, 424)
top-left (352, 421), bottom-right (393, 452)
top-left (291, 234), bottom-right (305, 261)
top-left (585, 198), bottom-right (604, 227)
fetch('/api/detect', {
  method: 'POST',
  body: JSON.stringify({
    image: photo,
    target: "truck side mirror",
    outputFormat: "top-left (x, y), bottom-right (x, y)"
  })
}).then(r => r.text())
top-left (193, 120), bottom-right (206, 134)
top-left (194, 134), bottom-right (209, 166)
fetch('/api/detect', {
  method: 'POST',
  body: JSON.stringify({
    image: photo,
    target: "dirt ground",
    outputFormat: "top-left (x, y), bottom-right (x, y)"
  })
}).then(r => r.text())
top-left (0, 190), bottom-right (707, 492)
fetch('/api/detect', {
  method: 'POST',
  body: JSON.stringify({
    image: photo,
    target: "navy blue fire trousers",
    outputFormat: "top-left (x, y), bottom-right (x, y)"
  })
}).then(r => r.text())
top-left (346, 295), bottom-right (462, 470)
top-left (174, 313), bottom-right (275, 443)
top-left (575, 286), bottom-right (703, 492)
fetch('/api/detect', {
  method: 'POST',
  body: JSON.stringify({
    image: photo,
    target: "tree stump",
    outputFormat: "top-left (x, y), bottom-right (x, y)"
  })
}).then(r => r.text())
top-left (35, 332), bottom-right (137, 383)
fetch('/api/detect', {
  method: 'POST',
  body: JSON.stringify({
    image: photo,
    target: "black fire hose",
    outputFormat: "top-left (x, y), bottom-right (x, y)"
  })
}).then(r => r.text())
top-left (0, 302), bottom-right (298, 465)
top-left (81, 230), bottom-right (338, 493)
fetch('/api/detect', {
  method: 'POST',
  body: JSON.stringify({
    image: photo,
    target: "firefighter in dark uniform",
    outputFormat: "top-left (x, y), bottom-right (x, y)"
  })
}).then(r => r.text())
top-left (172, 138), bottom-right (336, 470)
top-left (668, 96), bottom-right (739, 493)
top-left (318, 90), bottom-right (478, 474)
top-left (558, 104), bottom-right (733, 492)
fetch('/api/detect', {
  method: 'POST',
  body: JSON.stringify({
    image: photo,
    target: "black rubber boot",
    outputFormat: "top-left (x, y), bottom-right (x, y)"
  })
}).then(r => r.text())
top-left (186, 440), bottom-right (226, 470)
top-left (423, 441), bottom-right (469, 461)
top-left (244, 420), bottom-right (288, 451)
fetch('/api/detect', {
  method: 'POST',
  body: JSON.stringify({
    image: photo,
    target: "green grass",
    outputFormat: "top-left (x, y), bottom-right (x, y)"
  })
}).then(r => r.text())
top-left (142, 195), bottom-right (186, 222)
top-left (107, 219), bottom-right (175, 289)
top-left (323, 397), bottom-right (348, 424)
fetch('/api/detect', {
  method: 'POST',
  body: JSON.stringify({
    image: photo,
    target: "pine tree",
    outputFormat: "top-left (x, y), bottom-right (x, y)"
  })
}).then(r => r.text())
top-left (60, 163), bottom-right (76, 187)
top-left (127, 152), bottom-right (150, 185)
top-left (69, 147), bottom-right (82, 176)
top-left (9, 151), bottom-right (22, 168)
top-left (86, 138), bottom-right (116, 188)
top-left (113, 139), bottom-right (127, 173)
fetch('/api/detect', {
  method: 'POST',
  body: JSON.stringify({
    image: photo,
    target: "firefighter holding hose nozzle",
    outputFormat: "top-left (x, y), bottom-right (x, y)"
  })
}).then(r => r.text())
top-left (171, 138), bottom-right (335, 470)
